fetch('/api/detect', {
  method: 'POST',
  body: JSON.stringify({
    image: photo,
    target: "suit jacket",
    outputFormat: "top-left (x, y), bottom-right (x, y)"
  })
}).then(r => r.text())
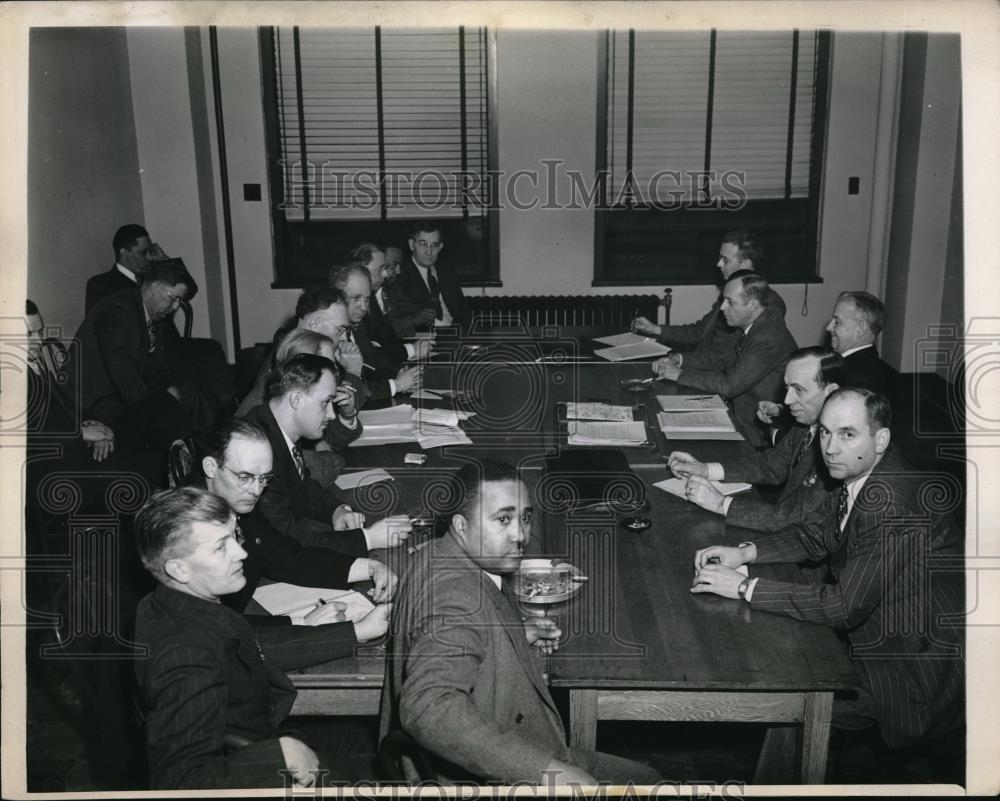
top-left (74, 287), bottom-right (175, 424)
top-left (748, 447), bottom-right (964, 747)
top-left (367, 299), bottom-right (410, 363)
top-left (379, 534), bottom-right (571, 784)
top-left (351, 323), bottom-right (402, 381)
top-left (677, 305), bottom-right (797, 447)
top-left (85, 265), bottom-right (137, 314)
top-left (134, 583), bottom-right (357, 788)
top-left (845, 346), bottom-right (891, 396)
top-left (722, 425), bottom-right (835, 531)
top-left (243, 402), bottom-right (367, 556)
top-left (657, 287), bottom-right (787, 356)
top-left (391, 258), bottom-right (472, 332)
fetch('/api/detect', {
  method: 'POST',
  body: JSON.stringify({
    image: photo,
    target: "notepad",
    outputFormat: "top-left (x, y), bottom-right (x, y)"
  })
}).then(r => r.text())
top-left (654, 477), bottom-right (752, 499)
top-left (657, 410), bottom-right (737, 433)
top-left (593, 340), bottom-right (671, 362)
top-left (252, 584), bottom-right (375, 625)
top-left (656, 394), bottom-right (729, 412)
top-left (359, 404), bottom-right (415, 426)
top-left (593, 332), bottom-right (652, 347)
top-left (348, 424), bottom-right (419, 447)
top-left (334, 468), bottom-right (395, 490)
top-left (564, 402), bottom-right (635, 422)
top-left (567, 420), bottom-right (648, 446)
top-left (415, 425), bottom-right (473, 449)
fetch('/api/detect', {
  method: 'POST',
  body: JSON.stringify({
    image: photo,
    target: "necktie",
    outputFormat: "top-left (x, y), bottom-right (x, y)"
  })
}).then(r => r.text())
top-left (426, 268), bottom-right (443, 320)
top-left (234, 517), bottom-right (245, 546)
top-left (291, 445), bottom-right (305, 480)
top-left (380, 287), bottom-right (391, 316)
top-left (836, 484), bottom-right (850, 535)
top-left (147, 320), bottom-right (160, 353)
top-left (797, 427), bottom-right (814, 458)
top-left (735, 330), bottom-right (747, 356)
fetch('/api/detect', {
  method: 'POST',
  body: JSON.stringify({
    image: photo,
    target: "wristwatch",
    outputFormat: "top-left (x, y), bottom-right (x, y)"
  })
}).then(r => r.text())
top-left (737, 577), bottom-right (751, 601)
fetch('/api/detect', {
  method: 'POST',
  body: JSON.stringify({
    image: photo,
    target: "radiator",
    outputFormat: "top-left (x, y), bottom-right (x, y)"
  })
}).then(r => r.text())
top-left (468, 291), bottom-right (671, 329)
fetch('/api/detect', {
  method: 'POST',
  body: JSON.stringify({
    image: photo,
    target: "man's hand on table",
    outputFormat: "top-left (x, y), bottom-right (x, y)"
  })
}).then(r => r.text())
top-left (631, 316), bottom-right (661, 337)
top-left (364, 515), bottom-right (412, 549)
top-left (410, 338), bottom-right (433, 361)
top-left (652, 353), bottom-right (681, 381)
top-left (354, 602), bottom-right (392, 643)
top-left (333, 504), bottom-right (366, 531)
top-left (367, 558), bottom-right (397, 603)
top-left (666, 451), bottom-right (709, 478)
top-left (303, 600), bottom-right (348, 625)
top-left (690, 543), bottom-right (756, 599)
top-left (683, 476), bottom-right (727, 515)
top-left (279, 736), bottom-right (320, 786)
top-left (394, 365), bottom-right (422, 394)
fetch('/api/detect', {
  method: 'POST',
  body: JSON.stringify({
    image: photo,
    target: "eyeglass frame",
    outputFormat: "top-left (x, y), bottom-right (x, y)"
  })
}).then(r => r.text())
top-left (219, 462), bottom-right (273, 489)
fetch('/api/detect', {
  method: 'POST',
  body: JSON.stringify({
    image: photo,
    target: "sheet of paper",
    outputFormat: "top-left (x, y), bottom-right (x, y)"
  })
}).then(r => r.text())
top-left (593, 332), bottom-right (651, 347)
top-left (653, 477), bottom-right (752, 498)
top-left (567, 420), bottom-right (648, 445)
top-left (656, 394), bottom-right (729, 412)
top-left (415, 427), bottom-right (473, 449)
top-left (348, 424), bottom-right (418, 447)
top-left (252, 584), bottom-right (375, 624)
top-left (334, 468), bottom-right (395, 490)
top-left (565, 402), bottom-right (634, 422)
top-left (359, 404), bottom-right (415, 426)
top-left (412, 408), bottom-right (460, 428)
top-left (409, 389), bottom-right (443, 400)
top-left (657, 410), bottom-right (736, 432)
top-left (593, 340), bottom-right (671, 361)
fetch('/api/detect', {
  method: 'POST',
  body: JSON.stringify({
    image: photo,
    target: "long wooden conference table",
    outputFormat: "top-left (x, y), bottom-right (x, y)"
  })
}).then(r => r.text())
top-left (287, 327), bottom-right (859, 784)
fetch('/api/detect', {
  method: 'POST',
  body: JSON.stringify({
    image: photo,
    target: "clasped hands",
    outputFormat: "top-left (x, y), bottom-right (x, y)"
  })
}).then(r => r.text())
top-left (651, 353), bottom-right (682, 382)
top-left (665, 451), bottom-right (727, 514)
top-left (332, 507), bottom-right (413, 549)
top-left (690, 544), bottom-right (756, 599)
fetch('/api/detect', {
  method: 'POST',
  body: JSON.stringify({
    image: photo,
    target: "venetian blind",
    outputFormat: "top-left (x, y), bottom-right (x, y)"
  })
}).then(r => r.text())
top-left (274, 27), bottom-right (489, 221)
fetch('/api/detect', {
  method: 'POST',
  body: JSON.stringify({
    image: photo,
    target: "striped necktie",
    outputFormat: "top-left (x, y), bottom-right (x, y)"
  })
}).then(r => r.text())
top-left (797, 427), bottom-right (814, 458)
top-left (291, 445), bottom-right (305, 480)
top-left (147, 320), bottom-right (160, 352)
top-left (835, 484), bottom-right (850, 536)
top-left (426, 268), bottom-right (443, 320)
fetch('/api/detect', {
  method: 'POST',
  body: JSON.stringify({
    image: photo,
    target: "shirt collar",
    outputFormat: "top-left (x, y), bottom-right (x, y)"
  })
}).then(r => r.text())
top-left (484, 571), bottom-right (502, 590)
top-left (841, 343), bottom-right (875, 358)
top-left (115, 262), bottom-right (138, 283)
top-left (276, 422), bottom-right (298, 458)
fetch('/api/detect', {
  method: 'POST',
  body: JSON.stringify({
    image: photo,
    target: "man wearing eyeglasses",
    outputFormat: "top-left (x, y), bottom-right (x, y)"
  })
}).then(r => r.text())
top-left (388, 222), bottom-right (472, 334)
top-left (75, 257), bottom-right (198, 455)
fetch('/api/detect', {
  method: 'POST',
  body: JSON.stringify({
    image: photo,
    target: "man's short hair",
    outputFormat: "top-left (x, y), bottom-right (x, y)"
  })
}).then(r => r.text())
top-left (295, 286), bottom-right (341, 322)
top-left (729, 273), bottom-right (769, 306)
top-left (112, 223), bottom-right (149, 259)
top-left (275, 327), bottom-right (335, 364)
top-left (408, 221), bottom-right (444, 241)
top-left (826, 386), bottom-right (892, 433)
top-left (838, 291), bottom-right (887, 335)
top-left (328, 263), bottom-right (372, 296)
top-left (202, 418), bottom-right (269, 467)
top-left (142, 258), bottom-right (198, 300)
top-left (265, 352), bottom-right (337, 401)
top-left (788, 346), bottom-right (849, 388)
top-left (453, 459), bottom-right (520, 519)
top-left (26, 299), bottom-right (39, 316)
top-left (721, 229), bottom-right (762, 267)
top-left (347, 243), bottom-right (383, 268)
top-left (135, 486), bottom-right (232, 578)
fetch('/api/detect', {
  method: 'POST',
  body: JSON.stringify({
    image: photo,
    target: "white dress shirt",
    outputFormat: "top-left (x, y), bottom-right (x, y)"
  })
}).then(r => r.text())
top-left (415, 263), bottom-right (453, 326)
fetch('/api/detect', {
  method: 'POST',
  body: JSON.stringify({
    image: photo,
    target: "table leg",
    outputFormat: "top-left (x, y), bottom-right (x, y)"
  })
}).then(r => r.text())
top-left (752, 725), bottom-right (797, 784)
top-left (568, 689), bottom-right (599, 750)
top-left (800, 691), bottom-right (833, 784)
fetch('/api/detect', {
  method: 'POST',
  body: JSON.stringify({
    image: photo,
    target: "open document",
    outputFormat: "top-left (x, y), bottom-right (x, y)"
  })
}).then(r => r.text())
top-left (593, 332), bottom-right (652, 347)
top-left (564, 402), bottom-right (635, 422)
top-left (567, 420), bottom-right (648, 446)
top-left (654, 477), bottom-right (752, 499)
top-left (656, 394), bottom-right (729, 412)
top-left (252, 584), bottom-right (375, 626)
top-left (593, 340), bottom-right (671, 362)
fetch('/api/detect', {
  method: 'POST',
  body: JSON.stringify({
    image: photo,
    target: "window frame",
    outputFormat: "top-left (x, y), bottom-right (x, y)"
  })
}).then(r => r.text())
top-left (259, 26), bottom-right (501, 289)
top-left (593, 29), bottom-right (832, 287)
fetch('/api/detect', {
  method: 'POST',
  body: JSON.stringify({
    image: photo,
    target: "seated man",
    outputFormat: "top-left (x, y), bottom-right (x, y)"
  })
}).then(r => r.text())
top-left (85, 223), bottom-right (165, 312)
top-left (652, 273), bottom-right (797, 447)
top-left (195, 417), bottom-right (395, 644)
top-left (328, 261), bottom-right (425, 392)
top-left (380, 459), bottom-right (661, 786)
top-left (825, 291), bottom-right (891, 395)
top-left (133, 486), bottom-right (388, 789)
top-left (243, 353), bottom-right (411, 552)
top-left (667, 347), bottom-right (846, 530)
top-left (632, 229), bottom-right (786, 359)
top-left (75, 258), bottom-right (198, 454)
top-left (388, 221), bottom-right (472, 334)
top-left (691, 388), bottom-right (964, 750)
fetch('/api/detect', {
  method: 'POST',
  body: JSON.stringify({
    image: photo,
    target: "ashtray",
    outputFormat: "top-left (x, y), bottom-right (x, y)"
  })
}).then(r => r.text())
top-left (513, 559), bottom-right (587, 604)
top-left (621, 516), bottom-right (652, 532)
top-left (620, 378), bottom-right (654, 393)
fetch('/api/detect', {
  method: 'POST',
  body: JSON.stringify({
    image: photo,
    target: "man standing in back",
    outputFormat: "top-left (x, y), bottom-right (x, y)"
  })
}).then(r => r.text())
top-left (85, 223), bottom-right (166, 312)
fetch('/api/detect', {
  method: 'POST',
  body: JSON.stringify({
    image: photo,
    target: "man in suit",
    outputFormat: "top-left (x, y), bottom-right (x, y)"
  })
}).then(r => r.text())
top-left (825, 291), bottom-right (891, 395)
top-left (388, 222), bottom-right (472, 335)
top-left (652, 273), bottom-right (797, 447)
top-left (667, 346), bottom-right (847, 530)
top-left (632, 229), bottom-right (786, 357)
top-left (197, 417), bottom-right (395, 625)
top-left (243, 353), bottom-right (411, 552)
top-left (84, 223), bottom-right (166, 313)
top-left (380, 459), bottom-right (662, 786)
top-left (691, 388), bottom-right (964, 749)
top-left (133, 486), bottom-right (386, 788)
top-left (75, 258), bottom-right (198, 453)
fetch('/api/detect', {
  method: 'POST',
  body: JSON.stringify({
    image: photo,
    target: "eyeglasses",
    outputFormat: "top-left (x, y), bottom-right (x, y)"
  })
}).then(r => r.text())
top-left (220, 463), bottom-right (273, 489)
top-left (160, 286), bottom-right (186, 307)
top-left (414, 239), bottom-right (443, 250)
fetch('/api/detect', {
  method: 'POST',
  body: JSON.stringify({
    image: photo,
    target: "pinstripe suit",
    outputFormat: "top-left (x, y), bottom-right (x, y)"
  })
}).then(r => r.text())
top-left (134, 584), bottom-right (357, 788)
top-left (722, 425), bottom-right (835, 530)
top-left (747, 447), bottom-right (964, 746)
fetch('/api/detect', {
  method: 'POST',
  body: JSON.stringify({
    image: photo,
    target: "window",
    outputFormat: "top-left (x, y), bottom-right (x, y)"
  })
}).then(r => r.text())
top-left (595, 30), bottom-right (831, 285)
top-left (261, 27), bottom-right (498, 286)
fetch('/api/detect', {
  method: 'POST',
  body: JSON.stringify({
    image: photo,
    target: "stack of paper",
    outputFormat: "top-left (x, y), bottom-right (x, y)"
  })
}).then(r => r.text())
top-left (656, 410), bottom-right (744, 441)
top-left (656, 394), bottom-right (729, 412)
top-left (252, 584), bottom-right (375, 626)
top-left (653, 477), bottom-right (752, 499)
top-left (350, 404), bottom-right (420, 447)
top-left (593, 339), bottom-right (671, 362)
top-left (593, 332), bottom-right (652, 347)
top-left (334, 468), bottom-right (395, 490)
top-left (567, 420), bottom-right (648, 446)
top-left (565, 402), bottom-right (634, 422)
top-left (359, 404), bottom-right (415, 425)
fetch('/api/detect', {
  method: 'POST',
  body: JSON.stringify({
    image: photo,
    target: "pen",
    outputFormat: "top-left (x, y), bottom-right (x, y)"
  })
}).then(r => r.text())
top-left (688, 396), bottom-right (714, 401)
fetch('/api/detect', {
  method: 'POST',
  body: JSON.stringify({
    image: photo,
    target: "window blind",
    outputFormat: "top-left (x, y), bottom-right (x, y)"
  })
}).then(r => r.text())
top-left (606, 30), bottom-right (820, 205)
top-left (273, 26), bottom-right (489, 221)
